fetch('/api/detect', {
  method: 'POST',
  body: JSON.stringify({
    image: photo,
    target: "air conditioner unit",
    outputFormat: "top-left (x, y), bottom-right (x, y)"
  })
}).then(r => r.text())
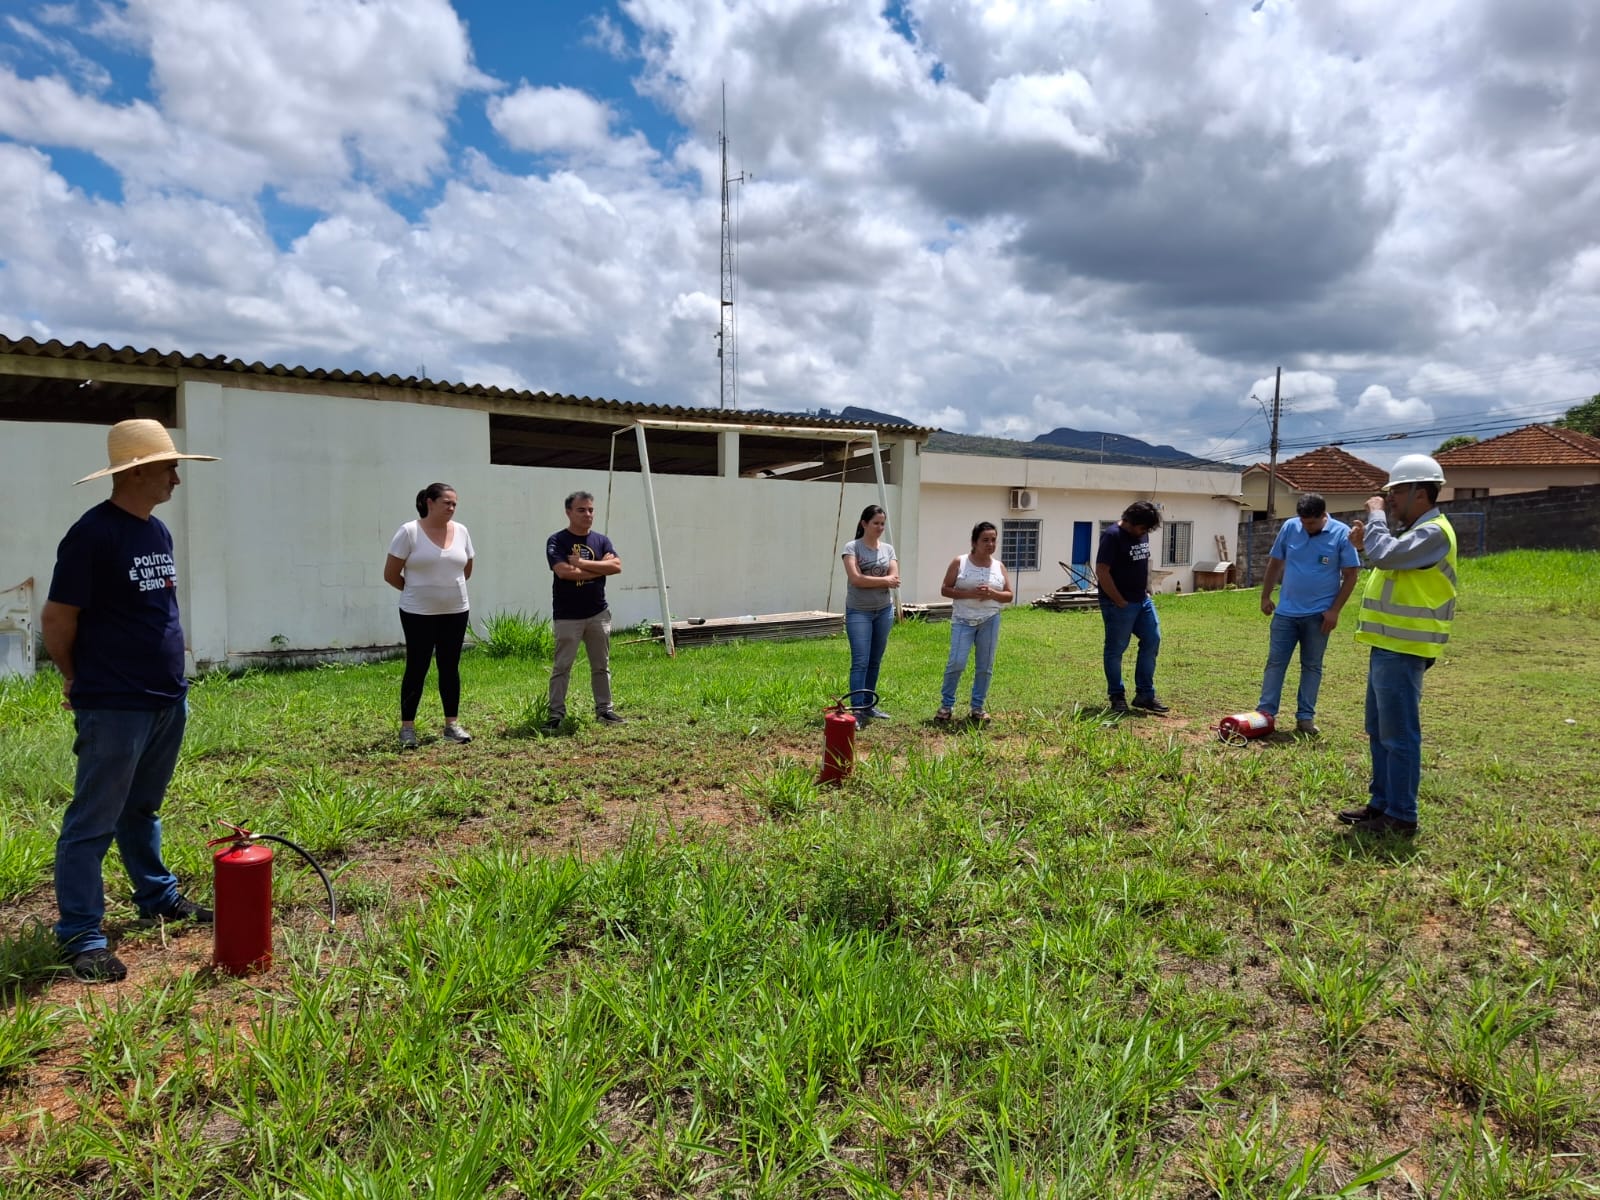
top-left (1009, 488), bottom-right (1038, 512)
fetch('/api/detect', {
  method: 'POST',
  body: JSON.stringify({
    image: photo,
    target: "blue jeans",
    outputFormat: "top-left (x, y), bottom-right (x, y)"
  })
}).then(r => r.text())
top-left (845, 605), bottom-right (894, 706)
top-left (941, 615), bottom-right (1000, 711)
top-left (1257, 613), bottom-right (1330, 721)
top-left (55, 704), bottom-right (186, 953)
top-left (1100, 596), bottom-right (1160, 700)
top-left (1365, 648), bottom-right (1427, 824)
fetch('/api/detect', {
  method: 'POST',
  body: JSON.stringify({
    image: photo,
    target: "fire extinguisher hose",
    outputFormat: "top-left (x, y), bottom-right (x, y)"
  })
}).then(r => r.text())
top-left (252, 834), bottom-right (339, 926)
top-left (829, 689), bottom-right (879, 715)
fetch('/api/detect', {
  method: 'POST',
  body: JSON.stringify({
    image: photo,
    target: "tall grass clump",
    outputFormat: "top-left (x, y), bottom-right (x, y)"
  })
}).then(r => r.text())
top-left (474, 610), bottom-right (554, 659)
top-left (1460, 549), bottom-right (1600, 618)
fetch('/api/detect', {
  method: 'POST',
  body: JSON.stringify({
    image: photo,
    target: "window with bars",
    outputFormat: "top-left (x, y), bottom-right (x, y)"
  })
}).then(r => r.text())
top-left (1164, 521), bottom-right (1193, 565)
top-left (1001, 520), bottom-right (1041, 571)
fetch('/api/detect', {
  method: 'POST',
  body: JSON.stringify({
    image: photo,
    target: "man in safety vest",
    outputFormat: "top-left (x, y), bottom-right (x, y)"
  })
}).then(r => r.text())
top-left (1339, 454), bottom-right (1457, 837)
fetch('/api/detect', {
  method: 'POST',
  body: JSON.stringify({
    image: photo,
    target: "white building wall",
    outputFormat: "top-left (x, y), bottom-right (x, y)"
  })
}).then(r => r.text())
top-left (917, 453), bottom-right (1242, 604)
top-left (5, 418), bottom-right (118, 622)
top-left (4, 381), bottom-right (917, 668)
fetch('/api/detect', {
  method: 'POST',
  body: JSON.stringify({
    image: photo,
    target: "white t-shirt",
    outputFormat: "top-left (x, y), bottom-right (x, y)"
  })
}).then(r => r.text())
top-left (388, 520), bottom-right (474, 615)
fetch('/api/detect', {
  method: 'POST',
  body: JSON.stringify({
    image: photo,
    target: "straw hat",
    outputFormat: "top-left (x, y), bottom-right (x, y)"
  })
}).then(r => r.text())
top-left (75, 419), bottom-right (219, 485)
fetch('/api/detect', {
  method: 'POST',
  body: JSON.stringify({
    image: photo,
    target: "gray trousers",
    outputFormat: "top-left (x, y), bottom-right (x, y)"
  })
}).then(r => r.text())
top-left (548, 610), bottom-right (614, 718)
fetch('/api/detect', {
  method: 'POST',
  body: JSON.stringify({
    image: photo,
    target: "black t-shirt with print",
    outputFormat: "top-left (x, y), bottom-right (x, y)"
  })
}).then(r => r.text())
top-left (1096, 522), bottom-right (1151, 602)
top-left (546, 529), bottom-right (616, 620)
top-left (48, 500), bottom-right (187, 709)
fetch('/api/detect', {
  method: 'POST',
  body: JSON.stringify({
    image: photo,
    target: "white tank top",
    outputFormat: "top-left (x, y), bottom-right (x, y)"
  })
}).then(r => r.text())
top-left (951, 554), bottom-right (1005, 622)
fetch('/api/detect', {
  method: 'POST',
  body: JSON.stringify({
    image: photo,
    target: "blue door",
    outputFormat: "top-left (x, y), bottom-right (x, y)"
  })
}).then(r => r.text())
top-left (1071, 521), bottom-right (1093, 590)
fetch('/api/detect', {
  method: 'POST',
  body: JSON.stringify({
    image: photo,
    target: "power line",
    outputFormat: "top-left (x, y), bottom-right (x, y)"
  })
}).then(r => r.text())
top-left (1218, 401), bottom-right (1579, 464)
top-left (1225, 393), bottom-right (1585, 457)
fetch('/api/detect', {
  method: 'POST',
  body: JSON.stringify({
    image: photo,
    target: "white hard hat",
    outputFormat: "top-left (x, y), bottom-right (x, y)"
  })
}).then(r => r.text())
top-left (1385, 453), bottom-right (1446, 488)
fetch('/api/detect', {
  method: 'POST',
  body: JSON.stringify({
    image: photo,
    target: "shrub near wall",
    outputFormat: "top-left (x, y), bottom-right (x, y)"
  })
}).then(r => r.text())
top-left (1235, 482), bottom-right (1600, 586)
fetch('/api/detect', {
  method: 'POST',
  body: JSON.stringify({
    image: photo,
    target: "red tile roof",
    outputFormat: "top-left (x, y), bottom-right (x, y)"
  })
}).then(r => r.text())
top-left (1434, 423), bottom-right (1600, 467)
top-left (1242, 445), bottom-right (1388, 494)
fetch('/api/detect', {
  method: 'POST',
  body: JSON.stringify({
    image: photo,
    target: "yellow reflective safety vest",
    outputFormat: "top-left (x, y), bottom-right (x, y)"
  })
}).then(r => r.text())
top-left (1355, 514), bottom-right (1458, 658)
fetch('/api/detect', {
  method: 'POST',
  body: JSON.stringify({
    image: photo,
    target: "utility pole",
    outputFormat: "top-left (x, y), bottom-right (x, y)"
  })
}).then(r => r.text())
top-left (1265, 366), bottom-right (1282, 518)
top-left (716, 84), bottom-right (746, 410)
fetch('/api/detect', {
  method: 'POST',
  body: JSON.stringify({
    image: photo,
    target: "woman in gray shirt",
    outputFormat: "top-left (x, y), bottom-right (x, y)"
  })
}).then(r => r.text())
top-left (841, 504), bottom-right (899, 721)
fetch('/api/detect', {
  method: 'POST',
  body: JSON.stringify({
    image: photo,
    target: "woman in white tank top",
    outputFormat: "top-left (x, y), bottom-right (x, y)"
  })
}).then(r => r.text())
top-left (936, 521), bottom-right (1014, 722)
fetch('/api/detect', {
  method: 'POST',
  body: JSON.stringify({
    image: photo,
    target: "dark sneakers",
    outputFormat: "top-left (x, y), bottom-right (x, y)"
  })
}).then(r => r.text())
top-left (1108, 696), bottom-right (1130, 715)
top-left (140, 895), bottom-right (214, 925)
top-left (68, 947), bottom-right (128, 983)
top-left (1131, 695), bottom-right (1171, 715)
top-left (1351, 813), bottom-right (1418, 838)
top-left (1337, 804), bottom-right (1383, 826)
top-left (597, 710), bottom-right (628, 725)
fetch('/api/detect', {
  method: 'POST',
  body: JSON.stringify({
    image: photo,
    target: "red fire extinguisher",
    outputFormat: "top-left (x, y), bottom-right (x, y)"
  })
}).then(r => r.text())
top-left (818, 690), bottom-right (876, 785)
top-left (207, 822), bottom-right (337, 976)
top-left (1217, 710), bottom-right (1275, 746)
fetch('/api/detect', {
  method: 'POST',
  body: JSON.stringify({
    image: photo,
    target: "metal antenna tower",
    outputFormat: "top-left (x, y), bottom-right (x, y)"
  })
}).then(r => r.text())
top-left (717, 84), bottom-right (746, 409)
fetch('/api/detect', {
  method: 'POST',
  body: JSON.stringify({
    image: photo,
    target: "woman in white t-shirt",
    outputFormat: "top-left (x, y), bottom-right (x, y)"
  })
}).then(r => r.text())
top-left (936, 521), bottom-right (1013, 723)
top-left (384, 482), bottom-right (475, 749)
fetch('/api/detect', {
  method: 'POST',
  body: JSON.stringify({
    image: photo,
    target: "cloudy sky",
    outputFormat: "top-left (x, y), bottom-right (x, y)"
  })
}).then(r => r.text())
top-left (2, 0), bottom-right (1597, 465)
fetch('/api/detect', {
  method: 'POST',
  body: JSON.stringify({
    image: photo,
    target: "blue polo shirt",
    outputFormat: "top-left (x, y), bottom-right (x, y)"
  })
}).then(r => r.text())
top-left (1269, 516), bottom-right (1359, 617)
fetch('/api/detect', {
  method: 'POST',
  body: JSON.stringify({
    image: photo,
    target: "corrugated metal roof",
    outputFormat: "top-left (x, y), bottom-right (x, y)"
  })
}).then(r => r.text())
top-left (1434, 423), bottom-right (1600, 467)
top-left (1242, 445), bottom-right (1388, 493)
top-left (0, 335), bottom-right (933, 436)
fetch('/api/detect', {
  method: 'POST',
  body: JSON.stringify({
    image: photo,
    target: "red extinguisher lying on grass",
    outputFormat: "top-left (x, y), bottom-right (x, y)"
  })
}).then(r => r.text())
top-left (207, 822), bottom-right (338, 975)
top-left (1216, 710), bottom-right (1275, 746)
top-left (819, 690), bottom-right (877, 785)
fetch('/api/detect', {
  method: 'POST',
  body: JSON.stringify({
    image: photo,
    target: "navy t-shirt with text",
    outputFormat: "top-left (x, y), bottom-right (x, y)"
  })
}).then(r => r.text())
top-left (47, 500), bottom-right (188, 709)
top-left (1096, 523), bottom-right (1152, 602)
top-left (547, 529), bottom-right (617, 620)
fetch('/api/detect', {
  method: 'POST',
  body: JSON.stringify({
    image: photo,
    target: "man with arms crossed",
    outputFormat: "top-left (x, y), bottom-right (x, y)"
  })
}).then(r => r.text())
top-left (545, 491), bottom-right (625, 729)
top-left (1256, 493), bottom-right (1360, 735)
top-left (42, 419), bottom-right (218, 983)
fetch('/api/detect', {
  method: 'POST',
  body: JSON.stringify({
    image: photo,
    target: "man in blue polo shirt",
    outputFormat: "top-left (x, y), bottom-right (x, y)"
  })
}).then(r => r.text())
top-left (1256, 492), bottom-right (1360, 735)
top-left (41, 419), bottom-right (218, 983)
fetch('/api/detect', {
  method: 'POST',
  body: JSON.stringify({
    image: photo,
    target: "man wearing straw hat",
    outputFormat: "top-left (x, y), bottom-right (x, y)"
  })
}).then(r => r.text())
top-left (41, 419), bottom-right (219, 982)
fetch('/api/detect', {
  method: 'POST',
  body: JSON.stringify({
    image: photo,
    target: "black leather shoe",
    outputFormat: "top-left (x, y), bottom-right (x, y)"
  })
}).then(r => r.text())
top-left (1352, 813), bottom-right (1418, 838)
top-left (1108, 696), bottom-right (1130, 715)
top-left (1336, 804), bottom-right (1383, 826)
top-left (142, 895), bottom-right (213, 925)
top-left (68, 947), bottom-right (128, 983)
top-left (1132, 695), bottom-right (1171, 715)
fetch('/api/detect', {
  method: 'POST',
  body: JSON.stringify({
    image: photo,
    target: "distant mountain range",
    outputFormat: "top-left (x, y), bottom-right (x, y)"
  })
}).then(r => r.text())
top-left (816, 407), bottom-right (1231, 470)
top-left (1030, 427), bottom-right (1210, 465)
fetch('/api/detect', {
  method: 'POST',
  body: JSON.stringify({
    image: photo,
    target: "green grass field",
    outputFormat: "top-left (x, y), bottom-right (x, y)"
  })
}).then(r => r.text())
top-left (2, 550), bottom-right (1597, 1197)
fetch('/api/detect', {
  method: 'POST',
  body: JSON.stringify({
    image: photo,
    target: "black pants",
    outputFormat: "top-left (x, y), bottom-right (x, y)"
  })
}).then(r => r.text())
top-left (398, 609), bottom-right (470, 721)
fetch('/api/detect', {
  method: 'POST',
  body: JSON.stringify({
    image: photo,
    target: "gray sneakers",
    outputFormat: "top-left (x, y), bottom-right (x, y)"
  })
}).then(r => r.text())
top-left (442, 722), bottom-right (472, 743)
top-left (399, 727), bottom-right (418, 750)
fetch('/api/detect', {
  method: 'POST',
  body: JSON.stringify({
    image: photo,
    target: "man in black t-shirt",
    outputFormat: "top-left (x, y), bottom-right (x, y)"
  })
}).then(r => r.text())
top-left (1094, 500), bottom-right (1170, 716)
top-left (544, 490), bottom-right (625, 729)
top-left (42, 420), bottom-right (219, 983)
